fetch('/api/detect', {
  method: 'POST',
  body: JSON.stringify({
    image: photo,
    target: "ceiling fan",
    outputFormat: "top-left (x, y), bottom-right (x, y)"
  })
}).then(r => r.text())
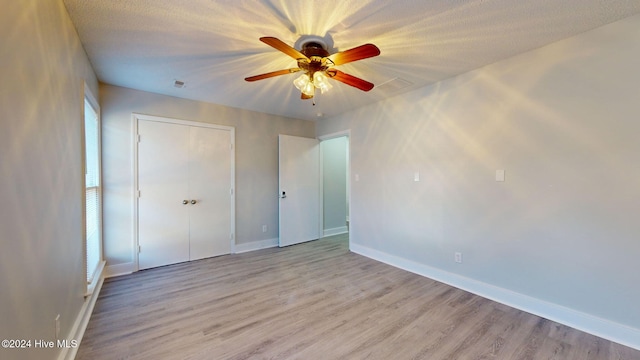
top-left (245, 37), bottom-right (380, 102)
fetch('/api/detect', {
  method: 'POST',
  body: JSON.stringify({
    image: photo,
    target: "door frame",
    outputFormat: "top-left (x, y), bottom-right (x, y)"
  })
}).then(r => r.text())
top-left (132, 113), bottom-right (235, 272)
top-left (318, 130), bottom-right (351, 249)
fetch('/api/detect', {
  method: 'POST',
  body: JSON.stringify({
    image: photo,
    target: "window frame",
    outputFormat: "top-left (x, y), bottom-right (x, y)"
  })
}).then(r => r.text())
top-left (83, 84), bottom-right (104, 295)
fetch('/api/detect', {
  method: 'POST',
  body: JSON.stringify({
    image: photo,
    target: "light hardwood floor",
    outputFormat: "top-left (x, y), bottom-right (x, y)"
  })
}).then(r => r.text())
top-left (78, 234), bottom-right (640, 359)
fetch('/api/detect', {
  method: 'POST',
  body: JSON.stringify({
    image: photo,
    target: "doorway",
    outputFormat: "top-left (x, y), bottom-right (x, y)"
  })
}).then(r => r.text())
top-left (277, 131), bottom-right (351, 248)
top-left (320, 131), bottom-right (350, 239)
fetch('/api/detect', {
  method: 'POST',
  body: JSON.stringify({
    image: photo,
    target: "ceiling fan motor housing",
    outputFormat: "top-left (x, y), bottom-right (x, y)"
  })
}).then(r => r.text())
top-left (298, 41), bottom-right (330, 75)
top-left (301, 41), bottom-right (329, 57)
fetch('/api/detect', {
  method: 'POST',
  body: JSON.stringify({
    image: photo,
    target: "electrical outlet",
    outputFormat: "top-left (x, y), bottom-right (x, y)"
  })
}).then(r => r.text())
top-left (454, 252), bottom-right (463, 263)
top-left (262, 225), bottom-right (267, 233)
top-left (55, 314), bottom-right (60, 341)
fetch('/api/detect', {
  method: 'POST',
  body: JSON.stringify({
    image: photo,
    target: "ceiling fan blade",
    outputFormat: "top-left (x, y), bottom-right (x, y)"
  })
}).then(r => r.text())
top-left (327, 69), bottom-right (375, 91)
top-left (245, 68), bottom-right (301, 82)
top-left (260, 37), bottom-right (309, 61)
top-left (301, 92), bottom-right (314, 100)
top-left (327, 44), bottom-right (380, 66)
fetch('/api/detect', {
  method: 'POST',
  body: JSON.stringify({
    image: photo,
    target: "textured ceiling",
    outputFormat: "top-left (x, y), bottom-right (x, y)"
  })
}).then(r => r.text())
top-left (63, 0), bottom-right (640, 121)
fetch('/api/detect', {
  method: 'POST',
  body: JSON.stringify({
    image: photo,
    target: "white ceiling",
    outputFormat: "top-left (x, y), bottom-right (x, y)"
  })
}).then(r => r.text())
top-left (64, 0), bottom-right (640, 121)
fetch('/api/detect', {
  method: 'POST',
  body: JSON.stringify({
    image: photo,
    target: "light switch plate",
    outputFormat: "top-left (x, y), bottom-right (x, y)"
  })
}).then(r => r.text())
top-left (496, 169), bottom-right (505, 182)
top-left (414, 172), bottom-right (420, 182)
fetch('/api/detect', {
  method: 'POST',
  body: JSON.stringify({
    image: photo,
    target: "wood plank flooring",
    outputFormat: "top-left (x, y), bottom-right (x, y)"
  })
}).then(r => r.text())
top-left (78, 234), bottom-right (640, 359)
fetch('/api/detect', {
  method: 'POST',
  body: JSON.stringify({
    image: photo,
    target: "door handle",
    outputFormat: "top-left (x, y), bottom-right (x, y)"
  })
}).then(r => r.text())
top-left (191, 200), bottom-right (197, 205)
top-left (182, 200), bottom-right (188, 205)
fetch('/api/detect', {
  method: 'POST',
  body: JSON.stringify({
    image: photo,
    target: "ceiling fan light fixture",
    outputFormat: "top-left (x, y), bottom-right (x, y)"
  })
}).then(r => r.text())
top-left (293, 73), bottom-right (310, 90)
top-left (294, 72), bottom-right (320, 96)
top-left (313, 71), bottom-right (332, 93)
top-left (301, 81), bottom-right (315, 96)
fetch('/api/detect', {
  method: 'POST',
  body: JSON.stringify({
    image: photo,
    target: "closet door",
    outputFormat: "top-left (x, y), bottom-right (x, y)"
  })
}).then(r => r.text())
top-left (138, 120), bottom-right (190, 270)
top-left (189, 126), bottom-right (232, 260)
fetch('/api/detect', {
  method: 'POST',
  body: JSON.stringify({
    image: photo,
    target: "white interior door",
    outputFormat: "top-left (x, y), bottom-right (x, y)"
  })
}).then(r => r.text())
top-left (189, 126), bottom-right (232, 260)
top-left (278, 134), bottom-right (320, 247)
top-left (138, 120), bottom-right (190, 270)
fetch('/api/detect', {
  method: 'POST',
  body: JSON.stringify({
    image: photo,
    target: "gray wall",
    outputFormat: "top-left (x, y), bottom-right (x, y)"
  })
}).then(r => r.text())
top-left (0, 1), bottom-right (99, 359)
top-left (317, 14), bottom-right (640, 336)
top-left (101, 84), bottom-right (315, 267)
top-left (322, 137), bottom-right (348, 233)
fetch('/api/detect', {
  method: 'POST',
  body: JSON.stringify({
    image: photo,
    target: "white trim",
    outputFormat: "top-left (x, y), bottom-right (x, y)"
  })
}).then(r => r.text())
top-left (105, 262), bottom-right (136, 278)
top-left (106, 239), bottom-right (279, 275)
top-left (131, 113), bottom-right (235, 272)
top-left (317, 139), bottom-right (323, 244)
top-left (132, 117), bottom-right (140, 271)
top-left (318, 130), bottom-right (351, 141)
top-left (83, 82), bottom-right (103, 293)
top-left (323, 226), bottom-right (348, 237)
top-left (85, 260), bottom-right (105, 296)
top-left (234, 238), bottom-right (279, 253)
top-left (133, 113), bottom-right (236, 131)
top-left (350, 242), bottom-right (640, 351)
top-left (58, 270), bottom-right (105, 360)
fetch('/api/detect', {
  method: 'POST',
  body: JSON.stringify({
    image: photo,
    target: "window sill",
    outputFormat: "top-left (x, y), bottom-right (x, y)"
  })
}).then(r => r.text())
top-left (85, 260), bottom-right (106, 297)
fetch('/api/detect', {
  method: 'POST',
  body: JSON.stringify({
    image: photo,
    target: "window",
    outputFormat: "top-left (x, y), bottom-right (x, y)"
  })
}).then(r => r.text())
top-left (84, 89), bottom-right (103, 290)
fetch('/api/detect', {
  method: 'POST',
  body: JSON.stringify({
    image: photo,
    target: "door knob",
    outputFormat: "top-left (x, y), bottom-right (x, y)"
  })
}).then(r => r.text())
top-left (191, 200), bottom-right (197, 204)
top-left (182, 200), bottom-right (188, 205)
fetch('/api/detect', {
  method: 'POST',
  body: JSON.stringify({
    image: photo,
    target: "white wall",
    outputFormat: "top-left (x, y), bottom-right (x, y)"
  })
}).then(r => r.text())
top-left (101, 84), bottom-right (315, 270)
top-left (322, 137), bottom-right (348, 235)
top-left (0, 1), bottom-right (99, 359)
top-left (317, 14), bottom-right (640, 347)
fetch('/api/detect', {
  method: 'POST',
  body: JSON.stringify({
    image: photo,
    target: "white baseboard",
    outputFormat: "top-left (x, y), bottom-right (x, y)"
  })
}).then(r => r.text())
top-left (106, 239), bottom-right (281, 277)
top-left (323, 226), bottom-right (348, 237)
top-left (350, 242), bottom-right (640, 351)
top-left (234, 238), bottom-right (279, 253)
top-left (58, 270), bottom-right (105, 360)
top-left (105, 262), bottom-right (136, 278)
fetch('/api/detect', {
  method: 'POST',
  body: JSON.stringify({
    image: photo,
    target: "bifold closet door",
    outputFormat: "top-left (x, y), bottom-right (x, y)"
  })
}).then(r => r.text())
top-left (138, 120), bottom-right (190, 270)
